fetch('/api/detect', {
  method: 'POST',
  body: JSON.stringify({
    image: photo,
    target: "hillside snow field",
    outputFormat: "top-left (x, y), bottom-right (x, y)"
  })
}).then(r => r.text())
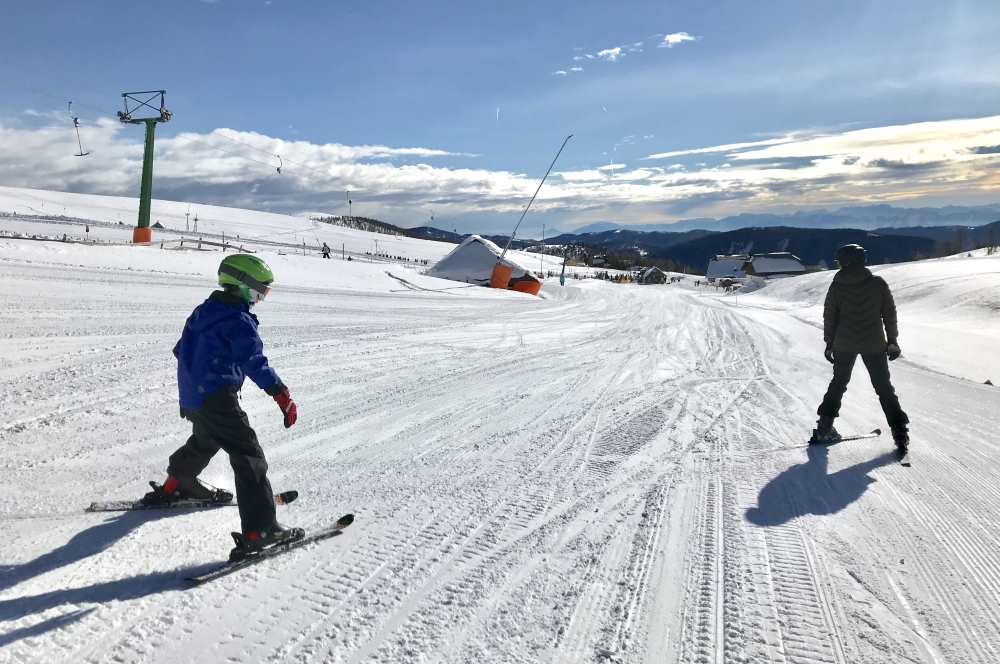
top-left (0, 185), bottom-right (575, 276)
top-left (2, 232), bottom-right (1000, 663)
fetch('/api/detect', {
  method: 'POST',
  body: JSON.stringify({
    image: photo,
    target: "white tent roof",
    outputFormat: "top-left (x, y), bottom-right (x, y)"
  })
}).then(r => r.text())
top-left (427, 235), bottom-right (536, 285)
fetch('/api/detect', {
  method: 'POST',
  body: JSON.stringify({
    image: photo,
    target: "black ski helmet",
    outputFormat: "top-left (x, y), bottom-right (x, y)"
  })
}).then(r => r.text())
top-left (836, 244), bottom-right (866, 269)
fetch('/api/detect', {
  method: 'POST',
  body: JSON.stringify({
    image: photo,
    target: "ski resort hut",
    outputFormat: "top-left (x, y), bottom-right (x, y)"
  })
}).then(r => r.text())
top-left (705, 254), bottom-right (749, 282)
top-left (636, 266), bottom-right (668, 284)
top-left (428, 235), bottom-right (542, 295)
top-left (745, 252), bottom-right (806, 278)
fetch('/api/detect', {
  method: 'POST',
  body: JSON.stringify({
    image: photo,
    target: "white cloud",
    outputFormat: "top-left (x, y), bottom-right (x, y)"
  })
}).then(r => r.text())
top-left (611, 168), bottom-right (655, 181)
top-left (556, 31), bottom-right (694, 77)
top-left (730, 117), bottom-right (1000, 165)
top-left (659, 32), bottom-right (696, 48)
top-left (4, 114), bottom-right (1000, 224)
top-left (556, 169), bottom-right (606, 182)
top-left (644, 136), bottom-right (798, 160)
top-left (552, 70), bottom-right (568, 76)
top-left (596, 47), bottom-right (623, 62)
top-left (570, 66), bottom-right (584, 73)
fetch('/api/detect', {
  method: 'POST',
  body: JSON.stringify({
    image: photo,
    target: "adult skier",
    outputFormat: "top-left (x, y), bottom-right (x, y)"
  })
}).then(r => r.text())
top-left (143, 254), bottom-right (302, 559)
top-left (812, 244), bottom-right (909, 456)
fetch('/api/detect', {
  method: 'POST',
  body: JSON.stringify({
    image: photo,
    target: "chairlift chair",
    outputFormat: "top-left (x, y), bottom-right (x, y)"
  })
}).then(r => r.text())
top-left (68, 101), bottom-right (89, 157)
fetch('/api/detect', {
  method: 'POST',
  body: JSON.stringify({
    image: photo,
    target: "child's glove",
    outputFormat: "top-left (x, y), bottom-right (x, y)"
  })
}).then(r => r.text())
top-left (824, 344), bottom-right (836, 364)
top-left (886, 342), bottom-right (901, 361)
top-left (273, 388), bottom-right (297, 428)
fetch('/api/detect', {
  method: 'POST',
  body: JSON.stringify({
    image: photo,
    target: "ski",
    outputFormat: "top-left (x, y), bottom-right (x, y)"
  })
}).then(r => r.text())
top-left (86, 490), bottom-right (298, 513)
top-left (800, 428), bottom-right (882, 449)
top-left (186, 513), bottom-right (355, 585)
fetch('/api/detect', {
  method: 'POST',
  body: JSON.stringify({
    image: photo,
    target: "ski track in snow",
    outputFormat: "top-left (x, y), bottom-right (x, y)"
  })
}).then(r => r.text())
top-left (2, 258), bottom-right (1000, 664)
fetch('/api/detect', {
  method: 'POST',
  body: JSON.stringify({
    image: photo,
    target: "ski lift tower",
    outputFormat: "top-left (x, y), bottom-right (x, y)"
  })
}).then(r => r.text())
top-left (118, 90), bottom-right (172, 243)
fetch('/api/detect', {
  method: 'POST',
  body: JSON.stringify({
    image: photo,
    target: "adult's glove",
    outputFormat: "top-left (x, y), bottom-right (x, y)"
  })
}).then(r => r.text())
top-left (273, 388), bottom-right (298, 428)
top-left (824, 344), bottom-right (836, 364)
top-left (886, 342), bottom-right (901, 361)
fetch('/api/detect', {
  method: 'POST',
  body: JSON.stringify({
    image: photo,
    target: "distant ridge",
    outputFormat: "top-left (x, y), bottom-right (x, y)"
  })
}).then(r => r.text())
top-left (570, 203), bottom-right (1000, 233)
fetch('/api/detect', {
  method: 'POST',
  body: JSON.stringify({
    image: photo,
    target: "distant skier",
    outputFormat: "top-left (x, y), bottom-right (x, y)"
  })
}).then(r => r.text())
top-left (144, 254), bottom-right (302, 559)
top-left (321, 242), bottom-right (331, 259)
top-left (813, 244), bottom-right (909, 456)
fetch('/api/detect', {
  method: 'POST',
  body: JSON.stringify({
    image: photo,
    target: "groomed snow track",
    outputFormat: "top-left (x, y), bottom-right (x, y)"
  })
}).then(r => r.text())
top-left (2, 254), bottom-right (1000, 663)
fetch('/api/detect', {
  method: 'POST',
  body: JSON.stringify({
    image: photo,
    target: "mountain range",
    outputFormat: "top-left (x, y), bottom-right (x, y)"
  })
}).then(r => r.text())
top-left (324, 203), bottom-right (1000, 274)
top-left (570, 203), bottom-right (1000, 234)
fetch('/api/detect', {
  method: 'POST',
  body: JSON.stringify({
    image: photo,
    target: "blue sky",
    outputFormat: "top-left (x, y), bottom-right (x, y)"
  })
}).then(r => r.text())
top-left (3, 1), bottom-right (1000, 233)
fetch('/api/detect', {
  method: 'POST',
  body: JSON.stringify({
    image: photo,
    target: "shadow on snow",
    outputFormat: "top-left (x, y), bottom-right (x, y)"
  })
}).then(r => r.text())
top-left (0, 566), bottom-right (215, 647)
top-left (745, 443), bottom-right (897, 527)
top-left (0, 510), bottom-right (218, 647)
top-left (1, 510), bottom-right (183, 594)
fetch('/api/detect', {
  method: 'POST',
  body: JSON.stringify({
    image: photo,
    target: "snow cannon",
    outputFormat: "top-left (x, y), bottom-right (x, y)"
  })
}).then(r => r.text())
top-left (490, 262), bottom-right (514, 289)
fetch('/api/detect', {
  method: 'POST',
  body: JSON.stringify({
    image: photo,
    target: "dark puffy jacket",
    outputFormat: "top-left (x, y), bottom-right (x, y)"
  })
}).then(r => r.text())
top-left (174, 291), bottom-right (283, 409)
top-left (823, 266), bottom-right (898, 354)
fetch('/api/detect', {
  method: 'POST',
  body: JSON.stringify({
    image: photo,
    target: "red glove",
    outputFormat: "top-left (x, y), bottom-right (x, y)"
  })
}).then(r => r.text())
top-left (273, 388), bottom-right (297, 428)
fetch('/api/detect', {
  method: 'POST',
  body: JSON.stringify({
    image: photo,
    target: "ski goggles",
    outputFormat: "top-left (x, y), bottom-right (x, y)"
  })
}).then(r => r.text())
top-left (250, 284), bottom-right (271, 304)
top-left (219, 264), bottom-right (272, 304)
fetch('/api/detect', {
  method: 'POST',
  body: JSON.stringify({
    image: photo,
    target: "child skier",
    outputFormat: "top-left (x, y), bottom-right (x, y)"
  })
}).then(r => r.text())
top-left (144, 253), bottom-right (302, 559)
top-left (813, 244), bottom-right (909, 456)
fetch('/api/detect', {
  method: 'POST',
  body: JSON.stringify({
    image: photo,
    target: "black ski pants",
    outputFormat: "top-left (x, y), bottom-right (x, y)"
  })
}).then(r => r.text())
top-left (817, 351), bottom-right (909, 429)
top-left (168, 389), bottom-right (276, 533)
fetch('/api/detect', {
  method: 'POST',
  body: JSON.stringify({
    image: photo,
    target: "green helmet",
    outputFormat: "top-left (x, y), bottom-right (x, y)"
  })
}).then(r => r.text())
top-left (218, 254), bottom-right (274, 304)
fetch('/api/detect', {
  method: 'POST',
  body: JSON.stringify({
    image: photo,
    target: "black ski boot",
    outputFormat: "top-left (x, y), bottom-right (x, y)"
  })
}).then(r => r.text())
top-left (229, 523), bottom-right (305, 562)
top-left (891, 425), bottom-right (910, 458)
top-left (810, 415), bottom-right (841, 445)
top-left (141, 476), bottom-right (233, 506)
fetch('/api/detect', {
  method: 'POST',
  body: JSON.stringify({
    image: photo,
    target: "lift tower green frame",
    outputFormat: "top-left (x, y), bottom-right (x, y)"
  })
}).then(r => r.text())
top-left (118, 90), bottom-right (172, 243)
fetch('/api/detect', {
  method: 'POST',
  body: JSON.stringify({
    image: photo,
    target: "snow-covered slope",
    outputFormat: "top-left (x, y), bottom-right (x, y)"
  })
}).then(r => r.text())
top-left (2, 218), bottom-right (1000, 663)
top-left (0, 185), bottom-right (575, 276)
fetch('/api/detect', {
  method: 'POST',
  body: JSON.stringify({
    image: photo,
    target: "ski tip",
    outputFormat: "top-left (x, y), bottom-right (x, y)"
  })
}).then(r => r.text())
top-left (336, 513), bottom-right (355, 529)
top-left (276, 490), bottom-right (299, 505)
top-left (872, 428), bottom-right (882, 435)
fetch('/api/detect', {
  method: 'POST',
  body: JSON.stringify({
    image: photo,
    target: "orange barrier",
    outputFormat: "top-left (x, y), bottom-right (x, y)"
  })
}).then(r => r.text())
top-left (511, 278), bottom-right (542, 296)
top-left (132, 226), bottom-right (152, 244)
top-left (489, 262), bottom-right (514, 289)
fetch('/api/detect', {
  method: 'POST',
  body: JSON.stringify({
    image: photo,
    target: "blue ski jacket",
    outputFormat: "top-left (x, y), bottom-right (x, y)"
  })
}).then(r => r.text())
top-left (174, 291), bottom-right (283, 409)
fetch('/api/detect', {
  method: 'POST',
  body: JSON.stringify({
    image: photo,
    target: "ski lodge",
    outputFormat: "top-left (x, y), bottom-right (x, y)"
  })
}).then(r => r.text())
top-left (706, 252), bottom-right (806, 281)
top-left (744, 252), bottom-right (806, 278)
top-left (705, 254), bottom-right (749, 282)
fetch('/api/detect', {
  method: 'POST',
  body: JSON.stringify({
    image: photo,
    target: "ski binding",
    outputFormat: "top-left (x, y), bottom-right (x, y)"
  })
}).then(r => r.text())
top-left (86, 489), bottom-right (298, 513)
top-left (186, 513), bottom-right (355, 585)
